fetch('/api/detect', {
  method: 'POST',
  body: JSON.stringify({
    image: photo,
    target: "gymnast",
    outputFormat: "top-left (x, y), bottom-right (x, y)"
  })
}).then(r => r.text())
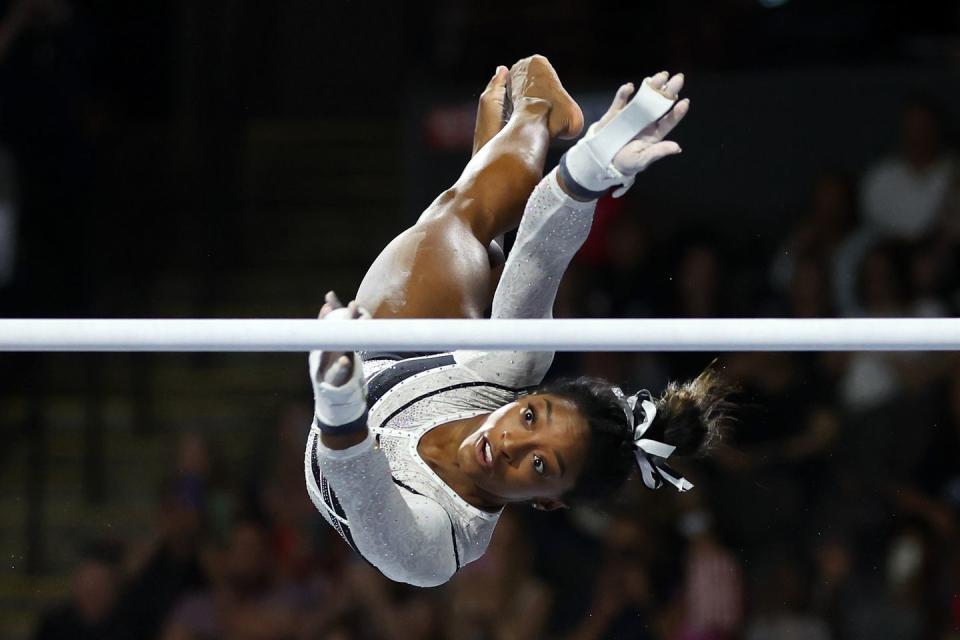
top-left (305, 55), bottom-right (734, 587)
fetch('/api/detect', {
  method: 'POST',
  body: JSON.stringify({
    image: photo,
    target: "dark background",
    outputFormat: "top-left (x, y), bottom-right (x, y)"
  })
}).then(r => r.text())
top-left (1, 1), bottom-right (960, 639)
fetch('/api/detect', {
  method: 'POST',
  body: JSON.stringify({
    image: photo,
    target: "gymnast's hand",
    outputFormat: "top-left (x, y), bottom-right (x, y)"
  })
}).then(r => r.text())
top-left (603, 71), bottom-right (689, 176)
top-left (560, 71), bottom-right (689, 199)
top-left (316, 291), bottom-right (369, 387)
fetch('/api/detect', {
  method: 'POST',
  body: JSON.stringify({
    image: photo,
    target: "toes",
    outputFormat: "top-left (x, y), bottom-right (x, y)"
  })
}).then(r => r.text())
top-left (483, 66), bottom-right (509, 96)
top-left (325, 291), bottom-right (343, 308)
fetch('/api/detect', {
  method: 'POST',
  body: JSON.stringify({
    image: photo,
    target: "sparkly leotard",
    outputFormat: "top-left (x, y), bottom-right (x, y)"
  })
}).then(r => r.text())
top-left (304, 169), bottom-right (597, 587)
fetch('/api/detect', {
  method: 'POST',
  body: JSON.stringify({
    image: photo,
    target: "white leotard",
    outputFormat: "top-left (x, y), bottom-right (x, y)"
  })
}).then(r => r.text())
top-left (304, 169), bottom-right (597, 587)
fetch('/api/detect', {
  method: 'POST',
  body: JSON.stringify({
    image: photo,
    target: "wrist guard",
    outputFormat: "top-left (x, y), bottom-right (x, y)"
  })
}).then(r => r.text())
top-left (562, 79), bottom-right (676, 198)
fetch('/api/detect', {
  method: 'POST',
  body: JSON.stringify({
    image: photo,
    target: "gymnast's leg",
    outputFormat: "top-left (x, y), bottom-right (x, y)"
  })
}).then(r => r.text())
top-left (356, 55), bottom-right (583, 319)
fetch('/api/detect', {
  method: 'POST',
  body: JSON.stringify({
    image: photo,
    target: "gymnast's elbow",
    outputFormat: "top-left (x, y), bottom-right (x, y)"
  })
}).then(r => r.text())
top-left (367, 547), bottom-right (457, 588)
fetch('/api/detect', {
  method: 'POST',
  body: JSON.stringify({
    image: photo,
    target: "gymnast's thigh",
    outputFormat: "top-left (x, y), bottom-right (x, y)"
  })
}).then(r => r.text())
top-left (355, 215), bottom-right (493, 320)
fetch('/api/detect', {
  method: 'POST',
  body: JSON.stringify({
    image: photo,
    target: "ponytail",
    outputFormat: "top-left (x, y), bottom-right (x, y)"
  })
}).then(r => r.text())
top-left (649, 362), bottom-right (736, 458)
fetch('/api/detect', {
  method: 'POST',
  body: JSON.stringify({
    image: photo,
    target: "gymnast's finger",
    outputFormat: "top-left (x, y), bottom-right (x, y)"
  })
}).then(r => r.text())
top-left (652, 98), bottom-right (690, 139)
top-left (646, 71), bottom-right (669, 90)
top-left (325, 290), bottom-right (343, 309)
top-left (598, 83), bottom-right (634, 127)
top-left (585, 83), bottom-right (634, 138)
top-left (634, 140), bottom-right (682, 170)
top-left (662, 73), bottom-right (684, 99)
top-left (613, 139), bottom-right (681, 174)
top-left (323, 355), bottom-right (353, 386)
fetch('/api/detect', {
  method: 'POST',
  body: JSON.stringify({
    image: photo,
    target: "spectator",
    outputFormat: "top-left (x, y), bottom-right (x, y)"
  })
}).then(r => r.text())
top-left (907, 235), bottom-right (955, 317)
top-left (161, 517), bottom-right (317, 640)
top-left (860, 97), bottom-right (956, 242)
top-left (565, 512), bottom-right (661, 640)
top-left (338, 561), bottom-right (443, 640)
top-left (171, 431), bottom-right (232, 544)
top-left (743, 548), bottom-right (832, 640)
top-left (844, 524), bottom-right (933, 640)
top-left (32, 541), bottom-right (131, 640)
top-left (790, 256), bottom-right (833, 318)
top-left (896, 362), bottom-right (960, 540)
top-left (770, 171), bottom-right (866, 316)
top-left (667, 238), bottom-right (725, 319)
top-left (258, 404), bottom-right (322, 583)
top-left (811, 534), bottom-right (865, 639)
top-left (660, 237), bottom-right (731, 383)
top-left (119, 478), bottom-right (209, 640)
top-left (711, 352), bottom-right (838, 546)
top-left (578, 206), bottom-right (658, 320)
top-left (840, 242), bottom-right (911, 412)
top-left (674, 507), bottom-right (744, 640)
top-left (444, 511), bottom-right (553, 640)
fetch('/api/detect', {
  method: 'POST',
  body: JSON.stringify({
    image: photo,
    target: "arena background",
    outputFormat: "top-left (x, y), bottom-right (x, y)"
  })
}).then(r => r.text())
top-left (1, 1), bottom-right (960, 638)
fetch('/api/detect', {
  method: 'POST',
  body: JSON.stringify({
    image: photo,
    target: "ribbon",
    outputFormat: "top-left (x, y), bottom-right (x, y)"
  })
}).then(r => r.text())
top-left (613, 388), bottom-right (694, 493)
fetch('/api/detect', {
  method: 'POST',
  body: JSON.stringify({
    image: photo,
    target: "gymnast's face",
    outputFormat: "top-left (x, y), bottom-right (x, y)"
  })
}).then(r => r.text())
top-left (457, 393), bottom-right (589, 509)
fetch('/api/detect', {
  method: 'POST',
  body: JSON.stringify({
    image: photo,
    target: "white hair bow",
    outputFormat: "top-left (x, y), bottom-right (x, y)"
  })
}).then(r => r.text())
top-left (614, 388), bottom-right (694, 493)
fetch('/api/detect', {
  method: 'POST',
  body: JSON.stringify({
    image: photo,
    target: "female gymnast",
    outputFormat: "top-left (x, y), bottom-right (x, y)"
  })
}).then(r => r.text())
top-left (305, 55), bottom-right (734, 587)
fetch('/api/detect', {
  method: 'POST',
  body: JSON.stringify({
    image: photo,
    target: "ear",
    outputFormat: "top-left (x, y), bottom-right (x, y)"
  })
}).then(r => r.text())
top-left (532, 498), bottom-right (569, 512)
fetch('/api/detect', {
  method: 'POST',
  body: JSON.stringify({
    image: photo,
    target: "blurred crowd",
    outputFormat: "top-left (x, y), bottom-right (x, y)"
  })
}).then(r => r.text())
top-left (27, 94), bottom-right (960, 640)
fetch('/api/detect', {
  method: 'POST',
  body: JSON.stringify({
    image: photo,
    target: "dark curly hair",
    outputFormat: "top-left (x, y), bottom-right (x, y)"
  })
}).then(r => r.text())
top-left (540, 364), bottom-right (736, 504)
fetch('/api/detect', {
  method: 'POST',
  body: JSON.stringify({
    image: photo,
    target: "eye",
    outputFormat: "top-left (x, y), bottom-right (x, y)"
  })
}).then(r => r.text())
top-left (523, 406), bottom-right (535, 425)
top-left (533, 455), bottom-right (546, 475)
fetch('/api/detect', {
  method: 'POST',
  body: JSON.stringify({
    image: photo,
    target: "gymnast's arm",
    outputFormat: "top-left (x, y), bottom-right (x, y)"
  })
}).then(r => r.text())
top-left (456, 73), bottom-right (689, 387)
top-left (311, 431), bottom-right (460, 587)
top-left (307, 298), bottom-right (458, 586)
top-left (453, 168), bottom-right (599, 386)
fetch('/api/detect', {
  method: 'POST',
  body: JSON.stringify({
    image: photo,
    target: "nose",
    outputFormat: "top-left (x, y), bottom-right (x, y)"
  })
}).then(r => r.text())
top-left (500, 429), bottom-right (534, 464)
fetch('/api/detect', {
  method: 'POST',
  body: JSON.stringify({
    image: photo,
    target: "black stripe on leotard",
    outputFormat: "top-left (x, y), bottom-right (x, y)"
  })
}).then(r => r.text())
top-left (378, 380), bottom-right (533, 428)
top-left (310, 436), bottom-right (364, 558)
top-left (361, 351), bottom-right (441, 363)
top-left (365, 353), bottom-right (456, 407)
top-left (391, 478), bottom-right (460, 572)
top-left (447, 514), bottom-right (461, 570)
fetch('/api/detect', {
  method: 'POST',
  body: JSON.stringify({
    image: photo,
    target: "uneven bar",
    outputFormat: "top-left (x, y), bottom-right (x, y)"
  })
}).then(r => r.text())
top-left (0, 318), bottom-right (958, 352)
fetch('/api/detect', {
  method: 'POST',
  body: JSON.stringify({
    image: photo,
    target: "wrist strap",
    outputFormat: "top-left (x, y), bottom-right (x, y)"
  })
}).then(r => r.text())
top-left (309, 351), bottom-right (368, 426)
top-left (314, 409), bottom-right (369, 436)
top-left (563, 80), bottom-right (676, 196)
top-left (558, 152), bottom-right (607, 201)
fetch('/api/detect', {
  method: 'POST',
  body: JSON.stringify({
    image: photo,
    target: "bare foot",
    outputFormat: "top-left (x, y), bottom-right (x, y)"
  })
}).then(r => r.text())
top-left (508, 54), bottom-right (584, 140)
top-left (473, 66), bottom-right (509, 156)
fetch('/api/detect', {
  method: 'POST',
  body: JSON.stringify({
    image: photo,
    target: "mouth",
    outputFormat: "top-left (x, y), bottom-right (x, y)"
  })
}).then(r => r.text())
top-left (475, 433), bottom-right (494, 469)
